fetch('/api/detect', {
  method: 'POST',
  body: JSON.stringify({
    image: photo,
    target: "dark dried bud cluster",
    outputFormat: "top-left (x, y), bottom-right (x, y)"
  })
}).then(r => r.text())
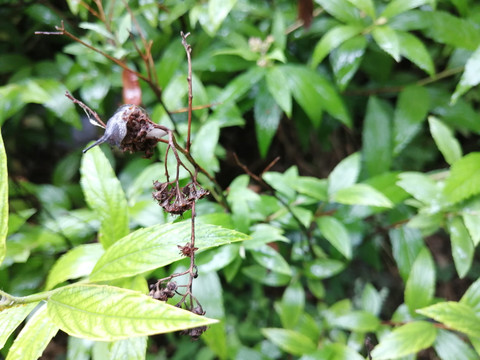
top-left (149, 281), bottom-right (178, 301)
top-left (180, 305), bottom-right (207, 340)
top-left (152, 180), bottom-right (209, 215)
top-left (177, 243), bottom-right (199, 258)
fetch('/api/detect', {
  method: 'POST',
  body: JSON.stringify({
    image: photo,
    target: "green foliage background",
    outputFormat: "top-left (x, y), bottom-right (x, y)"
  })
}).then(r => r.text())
top-left (2, 0), bottom-right (480, 359)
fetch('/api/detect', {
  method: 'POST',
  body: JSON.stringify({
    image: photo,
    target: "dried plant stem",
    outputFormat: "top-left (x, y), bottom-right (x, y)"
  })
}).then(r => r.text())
top-left (181, 31), bottom-right (194, 152)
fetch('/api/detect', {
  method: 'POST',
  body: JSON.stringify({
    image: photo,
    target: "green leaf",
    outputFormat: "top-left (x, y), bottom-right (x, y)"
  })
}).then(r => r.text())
top-left (452, 46), bottom-right (480, 104)
top-left (216, 63), bottom-right (265, 105)
top-left (304, 344), bottom-right (365, 360)
top-left (291, 177), bottom-right (328, 201)
top-left (397, 172), bottom-right (443, 205)
top-left (261, 328), bottom-right (316, 356)
top-left (278, 282), bottom-right (305, 329)
top-left (317, 216), bottom-right (352, 259)
top-left (460, 278), bottom-right (480, 314)
top-left (328, 152), bottom-right (361, 196)
top-left (251, 245), bottom-right (292, 275)
top-left (45, 243), bottom-right (105, 290)
top-left (363, 97), bottom-right (393, 176)
top-left (447, 216), bottom-right (474, 278)
top-left (90, 221), bottom-right (250, 282)
top-left (434, 329), bottom-right (479, 360)
top-left (6, 304), bottom-right (59, 360)
top-left (463, 211), bottom-right (480, 248)
top-left (428, 116), bottom-right (462, 165)
top-left (191, 120), bottom-right (220, 173)
top-left (47, 284), bottom-right (217, 341)
top-left (397, 31), bottom-right (435, 76)
top-left (417, 302), bottom-right (480, 338)
top-left (389, 226), bottom-right (424, 281)
top-left (305, 259), bottom-right (346, 279)
top-left (330, 311), bottom-right (380, 332)
top-left (347, 0), bottom-right (376, 19)
top-left (283, 65), bottom-right (351, 127)
top-left (405, 247), bottom-right (435, 313)
top-left (80, 147), bottom-right (129, 248)
top-left (381, 0), bottom-right (431, 19)
top-left (315, 0), bottom-right (360, 23)
top-left (116, 13), bottom-right (132, 44)
top-left (109, 337), bottom-right (147, 360)
top-left (370, 321), bottom-right (437, 359)
top-left (0, 303), bottom-right (37, 350)
top-left (333, 184), bottom-right (393, 208)
top-left (372, 26), bottom-right (400, 62)
top-left (330, 35), bottom-right (367, 91)
top-left (0, 129), bottom-right (7, 265)
top-left (207, 0), bottom-right (238, 36)
top-left (311, 25), bottom-right (364, 67)
top-left (254, 81), bottom-right (282, 158)
top-left (393, 85), bottom-right (430, 155)
top-left (266, 66), bottom-right (292, 117)
top-left (444, 152), bottom-right (480, 203)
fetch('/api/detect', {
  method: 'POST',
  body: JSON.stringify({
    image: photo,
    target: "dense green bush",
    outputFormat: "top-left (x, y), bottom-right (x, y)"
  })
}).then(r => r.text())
top-left (2, 0), bottom-right (480, 359)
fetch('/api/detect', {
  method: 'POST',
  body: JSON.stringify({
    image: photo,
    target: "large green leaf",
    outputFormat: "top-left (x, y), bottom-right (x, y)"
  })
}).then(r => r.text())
top-left (6, 304), bottom-right (59, 360)
top-left (461, 278), bottom-right (480, 314)
top-left (333, 184), bottom-right (393, 208)
top-left (330, 35), bottom-right (367, 91)
top-left (316, 0), bottom-right (360, 23)
top-left (381, 0), bottom-right (432, 19)
top-left (418, 302), bottom-right (480, 338)
top-left (303, 344), bottom-right (365, 360)
top-left (328, 152), bottom-right (361, 196)
top-left (90, 221), bottom-right (250, 282)
top-left (363, 96), bottom-right (393, 176)
top-left (207, 0), bottom-right (237, 35)
top-left (45, 243), bottom-right (105, 290)
top-left (434, 329), bottom-right (479, 360)
top-left (330, 311), bottom-right (380, 332)
top-left (311, 25), bottom-right (364, 67)
top-left (317, 216), bottom-right (352, 259)
top-left (251, 244), bottom-right (292, 275)
top-left (266, 66), bottom-right (292, 117)
top-left (372, 26), bottom-right (400, 62)
top-left (0, 129), bottom-right (7, 265)
top-left (444, 152), bottom-right (480, 203)
top-left (452, 45), bottom-right (480, 104)
top-left (405, 247), bottom-right (435, 313)
top-left (397, 172), bottom-right (444, 205)
top-left (261, 328), bottom-right (316, 356)
top-left (389, 227), bottom-right (424, 281)
top-left (447, 216), bottom-right (474, 278)
top-left (347, 0), bottom-right (376, 19)
top-left (0, 303), bottom-right (38, 350)
top-left (80, 146), bottom-right (129, 248)
top-left (428, 116), bottom-right (462, 165)
top-left (397, 31), bottom-right (435, 75)
top-left (371, 321), bottom-right (437, 359)
top-left (46, 284), bottom-right (217, 341)
top-left (277, 282), bottom-right (305, 329)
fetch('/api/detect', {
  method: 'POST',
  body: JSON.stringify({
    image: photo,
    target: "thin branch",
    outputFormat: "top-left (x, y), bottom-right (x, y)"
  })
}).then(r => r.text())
top-left (181, 31), bottom-right (193, 152)
top-left (65, 91), bottom-right (106, 128)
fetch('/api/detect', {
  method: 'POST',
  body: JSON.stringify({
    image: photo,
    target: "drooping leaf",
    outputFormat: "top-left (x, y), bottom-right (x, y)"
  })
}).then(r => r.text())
top-left (389, 226), bottom-right (424, 281)
top-left (80, 146), bottom-right (129, 248)
top-left (381, 0), bottom-right (432, 19)
top-left (261, 328), bottom-right (316, 356)
top-left (370, 321), bottom-right (437, 359)
top-left (452, 46), bottom-right (480, 104)
top-left (328, 152), bottom-right (361, 196)
top-left (45, 243), bottom-right (105, 290)
top-left (277, 282), bottom-right (305, 329)
top-left (397, 31), bottom-right (435, 75)
top-left (447, 216), bottom-right (474, 278)
top-left (311, 25), bottom-right (364, 67)
top-left (46, 284), bottom-right (217, 341)
top-left (330, 35), bottom-right (367, 91)
top-left (90, 221), bottom-right (250, 282)
top-left (444, 152), bottom-right (480, 203)
top-left (333, 184), bottom-right (393, 208)
top-left (266, 66), bottom-right (292, 117)
top-left (0, 129), bottom-right (7, 265)
top-left (428, 116), bottom-right (462, 165)
top-left (0, 303), bottom-right (38, 350)
top-left (372, 26), bottom-right (400, 62)
top-left (405, 247), bottom-right (435, 313)
top-left (6, 304), bottom-right (59, 360)
top-left (251, 244), bottom-right (292, 275)
top-left (317, 216), bottom-right (352, 259)
top-left (418, 302), bottom-right (480, 338)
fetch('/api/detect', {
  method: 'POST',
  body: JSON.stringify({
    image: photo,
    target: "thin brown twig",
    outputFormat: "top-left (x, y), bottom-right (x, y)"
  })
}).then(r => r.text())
top-left (181, 31), bottom-right (193, 153)
top-left (65, 91), bottom-right (106, 128)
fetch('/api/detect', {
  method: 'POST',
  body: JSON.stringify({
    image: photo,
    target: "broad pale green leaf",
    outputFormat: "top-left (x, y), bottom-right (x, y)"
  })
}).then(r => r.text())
top-left (462, 202), bottom-right (480, 247)
top-left (303, 344), bottom-right (365, 360)
top-left (381, 0), bottom-right (431, 19)
top-left (45, 243), bottom-right (105, 290)
top-left (116, 13), bottom-right (132, 44)
top-left (347, 0), bottom-right (376, 19)
top-left (79, 22), bottom-right (115, 40)
top-left (363, 97), bottom-right (393, 176)
top-left (330, 35), bottom-right (367, 91)
top-left (317, 216), bottom-right (352, 259)
top-left (448, 216), bottom-right (474, 278)
top-left (397, 172), bottom-right (442, 205)
top-left (255, 81), bottom-right (282, 158)
top-left (333, 184), bottom-right (393, 208)
top-left (397, 31), bottom-right (435, 75)
top-left (90, 221), bottom-right (249, 281)
top-left (66, 337), bottom-right (93, 360)
top-left (444, 153), bottom-right (480, 203)
top-left (278, 282), bottom-right (305, 329)
top-left (47, 284), bottom-right (217, 341)
top-left (330, 311), bottom-right (380, 332)
top-left (291, 177), bottom-right (328, 201)
top-left (305, 259), bottom-right (346, 279)
top-left (80, 147), bottom-right (129, 248)
top-left (191, 120), bottom-right (220, 173)
top-left (311, 25), bottom-right (364, 67)
top-left (418, 302), bottom-right (480, 338)
top-left (461, 278), bottom-right (480, 314)
top-left (109, 337), bottom-right (147, 360)
top-left (266, 66), bottom-right (292, 117)
top-left (0, 302), bottom-right (37, 350)
top-left (393, 86), bottom-right (430, 155)
top-left (405, 247), bottom-right (435, 313)
top-left (434, 329), bottom-right (479, 360)
top-left (283, 65), bottom-right (351, 127)
top-left (261, 328), bottom-right (316, 356)
top-left (366, 172), bottom-right (410, 204)
top-left (6, 304), bottom-right (59, 360)
top-left (371, 321), bottom-right (437, 359)
top-left (328, 152), bottom-right (361, 196)
top-left (251, 244), bottom-right (292, 275)
top-left (207, 0), bottom-right (237, 35)
top-left (361, 283), bottom-right (384, 316)
top-left (428, 116), bottom-right (462, 165)
top-left (315, 0), bottom-right (360, 23)
top-left (372, 26), bottom-right (400, 61)
top-left (0, 129), bottom-right (7, 265)
top-left (389, 227), bottom-right (424, 281)
top-left (452, 46), bottom-right (480, 104)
